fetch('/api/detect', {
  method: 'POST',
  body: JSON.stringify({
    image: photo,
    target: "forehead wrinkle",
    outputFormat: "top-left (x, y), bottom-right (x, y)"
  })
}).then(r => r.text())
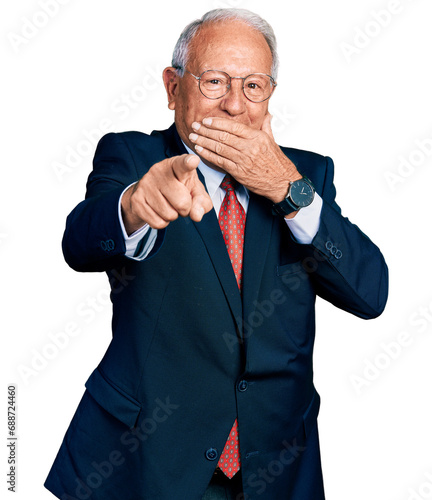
top-left (187, 20), bottom-right (272, 76)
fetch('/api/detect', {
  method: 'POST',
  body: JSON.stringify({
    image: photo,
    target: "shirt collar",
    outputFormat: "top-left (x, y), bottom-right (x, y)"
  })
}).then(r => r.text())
top-left (182, 141), bottom-right (249, 201)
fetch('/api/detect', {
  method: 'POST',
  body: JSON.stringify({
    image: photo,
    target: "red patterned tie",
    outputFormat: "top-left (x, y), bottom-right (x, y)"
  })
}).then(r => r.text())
top-left (218, 175), bottom-right (246, 289)
top-left (217, 175), bottom-right (245, 478)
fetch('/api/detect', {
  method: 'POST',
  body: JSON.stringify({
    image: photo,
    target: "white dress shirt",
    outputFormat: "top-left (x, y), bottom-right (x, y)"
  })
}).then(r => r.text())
top-left (118, 144), bottom-right (323, 261)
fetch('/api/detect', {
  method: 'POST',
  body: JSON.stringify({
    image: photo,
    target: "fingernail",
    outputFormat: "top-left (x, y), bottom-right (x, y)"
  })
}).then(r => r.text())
top-left (189, 133), bottom-right (198, 141)
top-left (195, 145), bottom-right (203, 153)
top-left (191, 122), bottom-right (201, 131)
top-left (202, 118), bottom-right (212, 126)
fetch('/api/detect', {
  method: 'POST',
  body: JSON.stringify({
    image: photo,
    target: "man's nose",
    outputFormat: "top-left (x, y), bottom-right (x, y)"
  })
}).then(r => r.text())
top-left (220, 78), bottom-right (247, 116)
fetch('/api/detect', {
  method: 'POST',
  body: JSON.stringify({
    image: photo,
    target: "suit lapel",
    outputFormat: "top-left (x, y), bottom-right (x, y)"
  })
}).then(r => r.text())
top-left (192, 188), bottom-right (275, 344)
top-left (192, 212), bottom-right (243, 328)
top-left (163, 123), bottom-right (186, 159)
top-left (163, 125), bottom-right (243, 328)
top-left (242, 192), bottom-right (275, 332)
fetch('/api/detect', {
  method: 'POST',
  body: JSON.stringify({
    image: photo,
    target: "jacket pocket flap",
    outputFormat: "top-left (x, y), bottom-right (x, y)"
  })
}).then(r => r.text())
top-left (276, 261), bottom-right (304, 276)
top-left (303, 390), bottom-right (321, 438)
top-left (85, 368), bottom-right (141, 429)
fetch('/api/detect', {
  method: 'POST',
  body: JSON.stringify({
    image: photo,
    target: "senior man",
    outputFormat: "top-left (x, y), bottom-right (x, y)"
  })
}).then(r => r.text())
top-left (45, 8), bottom-right (388, 500)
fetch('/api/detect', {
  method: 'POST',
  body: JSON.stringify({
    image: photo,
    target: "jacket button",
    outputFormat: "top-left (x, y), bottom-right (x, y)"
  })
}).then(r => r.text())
top-left (238, 380), bottom-right (248, 392)
top-left (205, 448), bottom-right (218, 461)
top-left (335, 250), bottom-right (342, 259)
top-left (325, 241), bottom-right (333, 251)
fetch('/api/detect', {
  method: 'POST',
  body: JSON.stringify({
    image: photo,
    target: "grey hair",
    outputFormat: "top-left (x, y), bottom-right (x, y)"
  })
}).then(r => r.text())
top-left (171, 8), bottom-right (279, 80)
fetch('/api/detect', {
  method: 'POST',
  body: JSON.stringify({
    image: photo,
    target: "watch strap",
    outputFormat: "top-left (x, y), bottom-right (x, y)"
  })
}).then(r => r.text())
top-left (272, 196), bottom-right (298, 216)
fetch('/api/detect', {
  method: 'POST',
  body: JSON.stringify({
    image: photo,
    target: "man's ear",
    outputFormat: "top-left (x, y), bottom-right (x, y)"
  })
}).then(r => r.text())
top-left (163, 67), bottom-right (179, 110)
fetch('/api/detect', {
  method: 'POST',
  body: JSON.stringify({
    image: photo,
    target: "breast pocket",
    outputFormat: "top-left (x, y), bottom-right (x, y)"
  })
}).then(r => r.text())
top-left (276, 261), bottom-right (309, 293)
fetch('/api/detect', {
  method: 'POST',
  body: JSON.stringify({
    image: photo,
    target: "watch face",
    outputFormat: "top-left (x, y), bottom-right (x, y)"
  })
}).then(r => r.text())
top-left (290, 180), bottom-right (314, 208)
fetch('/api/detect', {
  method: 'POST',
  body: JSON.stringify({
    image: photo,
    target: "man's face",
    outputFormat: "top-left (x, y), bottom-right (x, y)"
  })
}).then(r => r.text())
top-left (163, 20), bottom-right (274, 152)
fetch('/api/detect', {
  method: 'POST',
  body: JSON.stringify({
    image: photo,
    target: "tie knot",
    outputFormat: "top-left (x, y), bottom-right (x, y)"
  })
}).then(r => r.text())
top-left (220, 174), bottom-right (238, 193)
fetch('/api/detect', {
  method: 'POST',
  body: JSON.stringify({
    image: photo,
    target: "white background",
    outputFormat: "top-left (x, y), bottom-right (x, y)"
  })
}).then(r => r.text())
top-left (2, 0), bottom-right (432, 498)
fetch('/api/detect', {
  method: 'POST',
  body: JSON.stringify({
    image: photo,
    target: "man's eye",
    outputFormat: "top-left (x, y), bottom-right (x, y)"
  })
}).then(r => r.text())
top-left (247, 82), bottom-right (261, 90)
top-left (208, 79), bottom-right (223, 85)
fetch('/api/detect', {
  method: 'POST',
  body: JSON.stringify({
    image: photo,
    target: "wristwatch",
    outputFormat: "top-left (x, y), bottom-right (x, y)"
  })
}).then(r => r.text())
top-left (272, 176), bottom-right (315, 216)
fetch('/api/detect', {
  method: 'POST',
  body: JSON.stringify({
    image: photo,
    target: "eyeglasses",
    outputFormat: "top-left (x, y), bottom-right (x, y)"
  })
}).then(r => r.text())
top-left (180, 69), bottom-right (277, 103)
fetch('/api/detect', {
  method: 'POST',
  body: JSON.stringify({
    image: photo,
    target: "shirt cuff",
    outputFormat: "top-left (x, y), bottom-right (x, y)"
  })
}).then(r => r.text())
top-left (284, 194), bottom-right (323, 244)
top-left (118, 183), bottom-right (158, 260)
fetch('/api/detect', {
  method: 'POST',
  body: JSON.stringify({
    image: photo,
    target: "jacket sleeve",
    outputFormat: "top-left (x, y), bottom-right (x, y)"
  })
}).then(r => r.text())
top-left (61, 133), bottom-right (163, 273)
top-left (304, 156), bottom-right (389, 319)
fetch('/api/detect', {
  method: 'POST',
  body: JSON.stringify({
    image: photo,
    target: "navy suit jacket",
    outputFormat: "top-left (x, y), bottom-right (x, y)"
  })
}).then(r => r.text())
top-left (45, 124), bottom-right (388, 499)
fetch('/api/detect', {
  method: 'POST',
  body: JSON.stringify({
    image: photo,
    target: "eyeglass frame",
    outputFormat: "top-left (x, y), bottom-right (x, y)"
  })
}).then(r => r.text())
top-left (174, 67), bottom-right (277, 103)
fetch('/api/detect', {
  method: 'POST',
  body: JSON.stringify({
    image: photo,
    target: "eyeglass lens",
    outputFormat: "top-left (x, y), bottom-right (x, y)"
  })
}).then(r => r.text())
top-left (199, 70), bottom-right (274, 102)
